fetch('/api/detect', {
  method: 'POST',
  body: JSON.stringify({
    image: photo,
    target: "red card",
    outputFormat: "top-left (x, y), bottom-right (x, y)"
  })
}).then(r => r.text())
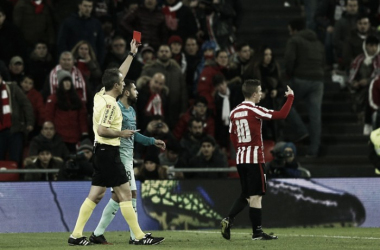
top-left (133, 31), bottom-right (141, 43)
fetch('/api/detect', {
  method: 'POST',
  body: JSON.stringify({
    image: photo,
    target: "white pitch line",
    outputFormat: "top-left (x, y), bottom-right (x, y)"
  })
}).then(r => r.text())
top-left (177, 230), bottom-right (380, 240)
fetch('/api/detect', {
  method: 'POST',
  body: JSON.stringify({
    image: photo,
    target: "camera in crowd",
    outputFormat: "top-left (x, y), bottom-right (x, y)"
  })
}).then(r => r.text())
top-left (59, 152), bottom-right (93, 180)
top-left (274, 150), bottom-right (294, 160)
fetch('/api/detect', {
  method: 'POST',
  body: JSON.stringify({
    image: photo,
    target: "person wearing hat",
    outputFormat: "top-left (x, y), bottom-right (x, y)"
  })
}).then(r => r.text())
top-left (135, 149), bottom-right (168, 181)
top-left (173, 95), bottom-right (215, 140)
top-left (8, 55), bottom-right (25, 85)
top-left (159, 138), bottom-right (184, 179)
top-left (24, 143), bottom-right (63, 181)
top-left (45, 69), bottom-right (89, 153)
top-left (168, 35), bottom-right (187, 73)
top-left (140, 45), bottom-right (155, 65)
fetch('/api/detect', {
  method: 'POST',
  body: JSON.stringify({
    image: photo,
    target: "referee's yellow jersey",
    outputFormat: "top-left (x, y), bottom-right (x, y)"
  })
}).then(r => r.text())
top-left (93, 88), bottom-right (122, 146)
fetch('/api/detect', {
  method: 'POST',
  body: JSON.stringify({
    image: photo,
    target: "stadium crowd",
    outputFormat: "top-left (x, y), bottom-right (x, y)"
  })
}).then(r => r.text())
top-left (1, 0), bottom-right (380, 180)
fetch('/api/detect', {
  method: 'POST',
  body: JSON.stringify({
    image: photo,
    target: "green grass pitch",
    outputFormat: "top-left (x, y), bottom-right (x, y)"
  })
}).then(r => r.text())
top-left (1, 228), bottom-right (379, 250)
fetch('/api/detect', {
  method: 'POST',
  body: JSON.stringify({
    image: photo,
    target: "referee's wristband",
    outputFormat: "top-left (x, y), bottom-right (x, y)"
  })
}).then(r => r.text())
top-left (128, 52), bottom-right (136, 58)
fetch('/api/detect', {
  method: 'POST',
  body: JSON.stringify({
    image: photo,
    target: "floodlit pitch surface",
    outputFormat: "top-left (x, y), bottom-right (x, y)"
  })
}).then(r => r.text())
top-left (1, 228), bottom-right (379, 250)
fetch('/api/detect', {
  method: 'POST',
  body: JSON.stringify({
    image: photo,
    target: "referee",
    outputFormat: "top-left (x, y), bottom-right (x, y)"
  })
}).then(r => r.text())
top-left (68, 39), bottom-right (164, 246)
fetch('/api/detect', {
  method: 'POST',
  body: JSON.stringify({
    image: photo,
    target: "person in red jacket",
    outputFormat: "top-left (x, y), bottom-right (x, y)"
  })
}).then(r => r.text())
top-left (45, 70), bottom-right (88, 153)
top-left (173, 95), bottom-right (215, 140)
top-left (197, 50), bottom-right (229, 111)
top-left (19, 75), bottom-right (45, 139)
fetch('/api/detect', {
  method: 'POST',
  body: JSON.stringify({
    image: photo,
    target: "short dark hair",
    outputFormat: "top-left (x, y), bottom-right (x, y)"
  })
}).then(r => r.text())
top-left (242, 79), bottom-right (261, 98)
top-left (213, 74), bottom-right (225, 87)
top-left (102, 68), bottom-right (121, 91)
top-left (235, 41), bottom-right (250, 52)
top-left (194, 95), bottom-right (208, 106)
top-left (289, 18), bottom-right (305, 32)
top-left (366, 35), bottom-right (379, 46)
top-left (356, 14), bottom-right (370, 23)
top-left (78, 0), bottom-right (93, 4)
top-left (121, 79), bottom-right (135, 95)
top-left (215, 50), bottom-right (228, 58)
top-left (188, 117), bottom-right (204, 128)
top-left (201, 135), bottom-right (216, 147)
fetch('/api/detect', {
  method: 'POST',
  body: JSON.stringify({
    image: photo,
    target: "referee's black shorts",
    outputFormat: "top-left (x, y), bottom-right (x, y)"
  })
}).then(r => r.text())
top-left (237, 163), bottom-right (267, 197)
top-left (92, 143), bottom-right (128, 188)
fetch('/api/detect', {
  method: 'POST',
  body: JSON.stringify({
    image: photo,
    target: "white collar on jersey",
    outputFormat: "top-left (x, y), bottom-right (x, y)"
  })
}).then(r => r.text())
top-left (241, 101), bottom-right (256, 106)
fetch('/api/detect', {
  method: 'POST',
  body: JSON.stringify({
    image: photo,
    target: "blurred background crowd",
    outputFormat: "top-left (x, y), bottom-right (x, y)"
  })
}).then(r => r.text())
top-left (1, 0), bottom-right (380, 181)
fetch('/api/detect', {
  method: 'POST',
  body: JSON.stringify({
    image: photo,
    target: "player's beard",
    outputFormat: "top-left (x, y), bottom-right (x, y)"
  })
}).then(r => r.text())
top-left (128, 96), bottom-right (137, 105)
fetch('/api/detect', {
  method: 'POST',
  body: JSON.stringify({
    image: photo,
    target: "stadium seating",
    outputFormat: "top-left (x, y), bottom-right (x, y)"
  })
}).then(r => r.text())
top-left (0, 161), bottom-right (19, 181)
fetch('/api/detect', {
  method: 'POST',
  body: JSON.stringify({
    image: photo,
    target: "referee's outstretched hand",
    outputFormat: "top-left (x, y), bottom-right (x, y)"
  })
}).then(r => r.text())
top-left (130, 39), bottom-right (141, 54)
top-left (120, 129), bottom-right (136, 139)
top-left (285, 85), bottom-right (294, 97)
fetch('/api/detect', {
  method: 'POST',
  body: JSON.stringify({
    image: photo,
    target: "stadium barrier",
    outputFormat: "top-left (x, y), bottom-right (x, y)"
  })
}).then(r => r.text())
top-left (0, 178), bottom-right (379, 233)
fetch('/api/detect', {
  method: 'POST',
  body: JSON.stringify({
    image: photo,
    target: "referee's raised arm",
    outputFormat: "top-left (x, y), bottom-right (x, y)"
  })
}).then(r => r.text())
top-left (119, 39), bottom-right (140, 79)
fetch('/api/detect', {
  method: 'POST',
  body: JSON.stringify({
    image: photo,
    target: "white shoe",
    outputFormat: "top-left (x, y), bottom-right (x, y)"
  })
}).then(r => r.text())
top-left (363, 124), bottom-right (373, 135)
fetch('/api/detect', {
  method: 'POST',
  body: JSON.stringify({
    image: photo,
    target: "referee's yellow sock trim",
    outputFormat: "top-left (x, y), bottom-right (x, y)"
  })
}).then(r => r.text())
top-left (72, 198), bottom-right (96, 238)
top-left (120, 201), bottom-right (145, 239)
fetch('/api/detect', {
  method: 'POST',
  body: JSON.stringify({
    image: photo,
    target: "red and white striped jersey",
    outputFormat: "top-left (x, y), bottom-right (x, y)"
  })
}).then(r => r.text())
top-left (229, 96), bottom-right (294, 164)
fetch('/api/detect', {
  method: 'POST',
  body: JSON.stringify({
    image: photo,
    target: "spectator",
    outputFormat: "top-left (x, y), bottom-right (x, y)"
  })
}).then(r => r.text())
top-left (187, 135), bottom-right (228, 179)
top-left (349, 36), bottom-right (380, 134)
top-left (57, 0), bottom-right (105, 63)
top-left (173, 95), bottom-right (215, 140)
top-left (213, 74), bottom-right (234, 152)
top-left (193, 40), bottom-right (217, 95)
top-left (141, 44), bottom-right (188, 129)
top-left (168, 35), bottom-right (187, 73)
top-left (28, 121), bottom-right (70, 161)
top-left (266, 141), bottom-right (311, 178)
top-left (119, 0), bottom-right (167, 50)
top-left (24, 144), bottom-right (63, 181)
top-left (0, 73), bottom-right (34, 168)
top-left (135, 150), bottom-right (168, 181)
top-left (45, 70), bottom-right (88, 153)
top-left (314, 0), bottom-right (346, 67)
top-left (228, 41), bottom-right (253, 81)
top-left (12, 0), bottom-right (55, 50)
top-left (103, 36), bottom-right (143, 81)
top-left (162, 0), bottom-right (198, 41)
top-left (43, 52), bottom-right (87, 102)
top-left (139, 45), bottom-right (155, 65)
top-left (19, 75), bottom-right (45, 138)
top-left (136, 73), bottom-right (169, 130)
top-left (0, 6), bottom-right (26, 66)
top-left (26, 41), bottom-right (55, 91)
top-left (196, 0), bottom-right (236, 54)
top-left (8, 55), bottom-right (25, 85)
top-left (251, 46), bottom-right (286, 141)
top-left (197, 49), bottom-right (229, 111)
top-left (98, 15), bottom-right (115, 53)
top-left (57, 138), bottom-right (94, 180)
top-left (135, 115), bottom-right (176, 158)
top-left (158, 138), bottom-right (184, 179)
top-left (179, 117), bottom-right (208, 166)
top-left (343, 15), bottom-right (379, 70)
top-left (184, 36), bottom-right (201, 99)
top-left (333, 0), bottom-right (360, 66)
top-left (71, 40), bottom-right (102, 90)
top-left (284, 18), bottom-right (324, 157)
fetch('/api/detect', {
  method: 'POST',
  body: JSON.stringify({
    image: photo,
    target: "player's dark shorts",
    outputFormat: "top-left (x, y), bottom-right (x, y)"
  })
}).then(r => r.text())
top-left (237, 163), bottom-right (267, 197)
top-left (92, 143), bottom-right (128, 188)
